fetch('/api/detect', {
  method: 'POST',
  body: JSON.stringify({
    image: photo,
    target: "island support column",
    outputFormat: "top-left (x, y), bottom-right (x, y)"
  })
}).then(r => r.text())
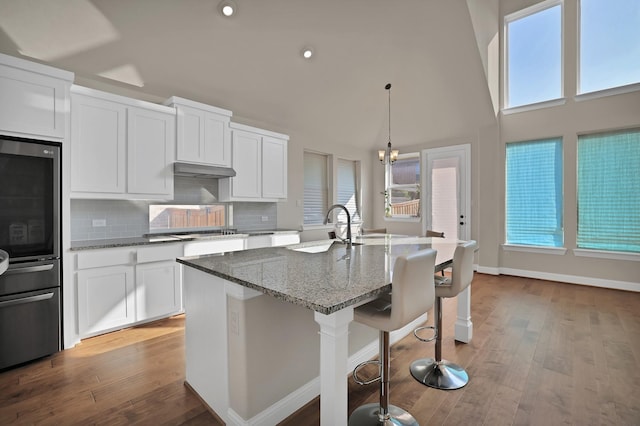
top-left (455, 285), bottom-right (473, 343)
top-left (314, 307), bottom-right (354, 426)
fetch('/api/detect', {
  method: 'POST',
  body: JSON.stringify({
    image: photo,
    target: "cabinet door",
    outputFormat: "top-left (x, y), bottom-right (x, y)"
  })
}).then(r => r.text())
top-left (203, 111), bottom-right (231, 167)
top-left (71, 94), bottom-right (126, 194)
top-left (77, 265), bottom-right (135, 337)
top-left (127, 107), bottom-right (174, 198)
top-left (0, 63), bottom-right (68, 139)
top-left (175, 105), bottom-right (204, 163)
top-left (135, 260), bottom-right (182, 321)
top-left (231, 130), bottom-right (261, 198)
top-left (262, 136), bottom-right (287, 199)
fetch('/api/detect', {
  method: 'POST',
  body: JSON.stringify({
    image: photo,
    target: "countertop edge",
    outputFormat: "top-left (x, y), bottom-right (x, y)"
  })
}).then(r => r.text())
top-left (70, 230), bottom-right (299, 251)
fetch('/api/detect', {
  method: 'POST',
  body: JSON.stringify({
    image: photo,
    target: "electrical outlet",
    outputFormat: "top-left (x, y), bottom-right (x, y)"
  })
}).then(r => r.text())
top-left (261, 216), bottom-right (268, 222)
top-left (92, 219), bottom-right (106, 227)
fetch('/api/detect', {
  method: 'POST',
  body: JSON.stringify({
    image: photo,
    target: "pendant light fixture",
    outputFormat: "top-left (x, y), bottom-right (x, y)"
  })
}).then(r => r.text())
top-left (379, 83), bottom-right (399, 165)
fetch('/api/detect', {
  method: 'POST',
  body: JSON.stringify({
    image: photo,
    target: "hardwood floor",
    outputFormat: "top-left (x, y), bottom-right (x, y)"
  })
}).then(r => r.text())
top-left (1, 273), bottom-right (639, 425)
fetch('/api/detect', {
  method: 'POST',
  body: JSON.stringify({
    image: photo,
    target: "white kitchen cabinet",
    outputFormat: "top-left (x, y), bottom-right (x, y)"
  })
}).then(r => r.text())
top-left (164, 96), bottom-right (232, 167)
top-left (75, 243), bottom-right (183, 339)
top-left (136, 261), bottom-right (181, 321)
top-left (127, 106), bottom-right (174, 197)
top-left (77, 265), bottom-right (135, 338)
top-left (70, 86), bottom-right (175, 200)
top-left (70, 93), bottom-right (127, 194)
top-left (0, 52), bottom-right (73, 140)
top-left (262, 136), bottom-right (288, 199)
top-left (228, 129), bottom-right (262, 198)
top-left (135, 243), bottom-right (184, 322)
top-left (219, 122), bottom-right (288, 202)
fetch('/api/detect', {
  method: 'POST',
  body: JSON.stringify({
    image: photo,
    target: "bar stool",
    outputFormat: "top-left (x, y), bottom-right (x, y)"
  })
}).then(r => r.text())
top-left (410, 240), bottom-right (477, 390)
top-left (350, 249), bottom-right (437, 426)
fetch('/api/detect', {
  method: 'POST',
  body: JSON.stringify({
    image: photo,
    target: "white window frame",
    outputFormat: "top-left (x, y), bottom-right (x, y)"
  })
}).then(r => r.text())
top-left (577, 0), bottom-right (640, 97)
top-left (302, 151), bottom-right (362, 230)
top-left (503, 0), bottom-right (564, 111)
top-left (302, 150), bottom-right (331, 227)
top-left (384, 152), bottom-right (421, 222)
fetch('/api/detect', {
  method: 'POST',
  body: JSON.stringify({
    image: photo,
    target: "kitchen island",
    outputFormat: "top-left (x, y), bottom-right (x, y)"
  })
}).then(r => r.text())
top-left (177, 235), bottom-right (469, 426)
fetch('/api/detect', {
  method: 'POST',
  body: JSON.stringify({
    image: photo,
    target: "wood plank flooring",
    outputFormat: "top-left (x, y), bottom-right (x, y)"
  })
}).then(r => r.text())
top-left (1, 273), bottom-right (639, 425)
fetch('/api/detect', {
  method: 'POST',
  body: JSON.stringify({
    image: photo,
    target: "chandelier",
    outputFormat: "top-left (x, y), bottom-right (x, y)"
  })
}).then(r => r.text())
top-left (378, 83), bottom-right (399, 165)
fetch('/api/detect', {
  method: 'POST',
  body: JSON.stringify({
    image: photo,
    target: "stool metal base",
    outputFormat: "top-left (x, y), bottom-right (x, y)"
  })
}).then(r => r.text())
top-left (349, 403), bottom-right (419, 426)
top-left (409, 358), bottom-right (469, 390)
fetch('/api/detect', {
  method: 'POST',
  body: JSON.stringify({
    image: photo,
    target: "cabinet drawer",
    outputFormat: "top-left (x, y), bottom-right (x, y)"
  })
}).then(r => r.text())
top-left (76, 248), bottom-right (134, 270)
top-left (137, 244), bottom-right (183, 264)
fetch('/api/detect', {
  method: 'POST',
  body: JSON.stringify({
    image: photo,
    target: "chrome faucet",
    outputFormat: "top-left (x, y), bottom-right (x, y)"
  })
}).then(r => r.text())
top-left (324, 204), bottom-right (352, 249)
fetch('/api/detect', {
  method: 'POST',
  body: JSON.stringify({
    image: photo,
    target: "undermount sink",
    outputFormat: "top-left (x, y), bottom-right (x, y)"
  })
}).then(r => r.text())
top-left (287, 241), bottom-right (363, 253)
top-left (288, 242), bottom-right (334, 253)
top-left (0, 249), bottom-right (8, 276)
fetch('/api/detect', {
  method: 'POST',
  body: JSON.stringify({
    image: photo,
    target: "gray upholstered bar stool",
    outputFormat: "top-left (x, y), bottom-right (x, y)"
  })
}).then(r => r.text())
top-left (410, 240), bottom-right (477, 390)
top-left (350, 249), bottom-right (437, 426)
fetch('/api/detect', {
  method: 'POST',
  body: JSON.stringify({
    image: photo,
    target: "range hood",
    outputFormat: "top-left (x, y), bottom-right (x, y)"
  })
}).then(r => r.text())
top-left (174, 162), bottom-right (236, 178)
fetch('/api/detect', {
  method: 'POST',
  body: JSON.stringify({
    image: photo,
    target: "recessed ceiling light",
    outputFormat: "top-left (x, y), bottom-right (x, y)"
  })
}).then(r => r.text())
top-left (218, 0), bottom-right (237, 17)
top-left (301, 47), bottom-right (314, 59)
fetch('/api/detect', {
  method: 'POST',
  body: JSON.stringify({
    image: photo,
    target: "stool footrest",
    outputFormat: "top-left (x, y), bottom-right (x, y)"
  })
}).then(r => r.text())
top-left (413, 325), bottom-right (436, 342)
top-left (353, 360), bottom-right (381, 385)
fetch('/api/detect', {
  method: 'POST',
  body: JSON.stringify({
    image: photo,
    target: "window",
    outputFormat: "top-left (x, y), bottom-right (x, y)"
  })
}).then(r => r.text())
top-left (385, 153), bottom-right (420, 219)
top-left (505, 138), bottom-right (563, 247)
top-left (149, 205), bottom-right (226, 232)
top-left (336, 159), bottom-right (360, 222)
top-left (303, 151), bottom-right (329, 225)
top-left (577, 129), bottom-right (640, 252)
top-left (579, 0), bottom-right (640, 94)
top-left (505, 0), bottom-right (562, 108)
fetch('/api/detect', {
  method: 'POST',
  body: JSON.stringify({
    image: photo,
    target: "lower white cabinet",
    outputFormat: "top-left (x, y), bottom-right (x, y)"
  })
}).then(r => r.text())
top-left (135, 260), bottom-right (181, 322)
top-left (75, 243), bottom-right (183, 339)
top-left (77, 265), bottom-right (136, 337)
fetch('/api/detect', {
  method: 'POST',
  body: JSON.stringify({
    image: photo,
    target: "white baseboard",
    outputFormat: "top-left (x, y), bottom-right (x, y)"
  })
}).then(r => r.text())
top-left (498, 267), bottom-right (639, 292)
top-left (476, 265), bottom-right (499, 275)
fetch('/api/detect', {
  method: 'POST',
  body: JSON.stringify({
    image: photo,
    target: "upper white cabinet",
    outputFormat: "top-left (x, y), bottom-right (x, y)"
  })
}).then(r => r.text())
top-left (164, 96), bottom-right (232, 167)
top-left (70, 86), bottom-right (175, 200)
top-left (0, 53), bottom-right (73, 140)
top-left (219, 122), bottom-right (288, 202)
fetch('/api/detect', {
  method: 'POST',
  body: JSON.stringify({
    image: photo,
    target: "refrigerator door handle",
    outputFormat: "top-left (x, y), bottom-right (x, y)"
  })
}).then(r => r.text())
top-left (3, 263), bottom-right (55, 275)
top-left (0, 292), bottom-right (55, 308)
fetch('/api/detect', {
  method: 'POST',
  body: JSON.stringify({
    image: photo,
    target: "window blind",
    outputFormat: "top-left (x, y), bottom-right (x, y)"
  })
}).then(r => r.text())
top-left (337, 159), bottom-right (360, 222)
top-left (303, 152), bottom-right (328, 225)
top-left (506, 138), bottom-right (563, 246)
top-left (577, 129), bottom-right (640, 252)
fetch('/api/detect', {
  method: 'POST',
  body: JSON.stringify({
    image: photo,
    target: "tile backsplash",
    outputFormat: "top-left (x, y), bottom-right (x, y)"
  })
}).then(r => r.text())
top-left (70, 177), bottom-right (278, 241)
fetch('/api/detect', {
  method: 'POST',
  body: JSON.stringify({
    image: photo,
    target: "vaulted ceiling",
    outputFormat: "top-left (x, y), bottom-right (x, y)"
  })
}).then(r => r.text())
top-left (0, 0), bottom-right (497, 150)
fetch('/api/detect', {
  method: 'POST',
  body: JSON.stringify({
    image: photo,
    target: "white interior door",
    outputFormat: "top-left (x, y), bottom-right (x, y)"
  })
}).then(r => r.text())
top-left (422, 144), bottom-right (470, 241)
top-left (422, 143), bottom-right (473, 343)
